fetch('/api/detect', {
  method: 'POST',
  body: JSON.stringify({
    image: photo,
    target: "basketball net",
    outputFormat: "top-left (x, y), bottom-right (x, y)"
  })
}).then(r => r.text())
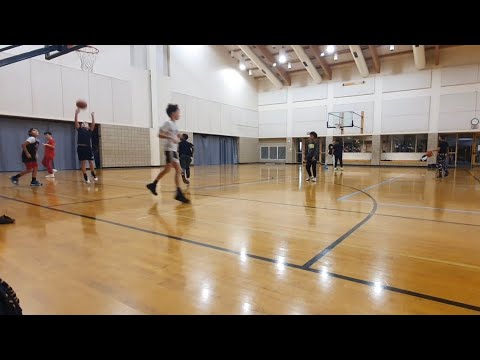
top-left (76, 46), bottom-right (99, 72)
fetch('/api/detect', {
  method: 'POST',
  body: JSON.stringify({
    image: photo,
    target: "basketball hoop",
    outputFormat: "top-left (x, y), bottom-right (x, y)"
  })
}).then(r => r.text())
top-left (76, 46), bottom-right (99, 72)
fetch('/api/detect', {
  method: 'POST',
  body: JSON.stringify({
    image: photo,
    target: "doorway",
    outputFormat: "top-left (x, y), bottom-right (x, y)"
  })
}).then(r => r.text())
top-left (456, 135), bottom-right (473, 168)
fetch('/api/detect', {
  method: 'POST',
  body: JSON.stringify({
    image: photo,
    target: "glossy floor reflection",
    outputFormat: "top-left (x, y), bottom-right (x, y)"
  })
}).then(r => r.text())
top-left (1, 164), bottom-right (479, 314)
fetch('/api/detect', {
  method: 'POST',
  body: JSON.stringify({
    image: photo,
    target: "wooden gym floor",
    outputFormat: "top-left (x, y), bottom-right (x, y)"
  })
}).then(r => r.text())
top-left (1, 164), bottom-right (480, 314)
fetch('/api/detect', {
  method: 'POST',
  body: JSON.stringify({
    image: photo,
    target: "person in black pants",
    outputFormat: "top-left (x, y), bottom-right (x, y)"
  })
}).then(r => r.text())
top-left (333, 138), bottom-right (344, 171)
top-left (178, 134), bottom-right (194, 185)
top-left (430, 135), bottom-right (449, 178)
top-left (305, 131), bottom-right (319, 182)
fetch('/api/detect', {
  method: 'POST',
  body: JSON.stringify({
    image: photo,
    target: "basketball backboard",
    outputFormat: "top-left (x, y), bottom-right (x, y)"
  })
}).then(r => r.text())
top-left (0, 45), bottom-right (87, 68)
top-left (327, 111), bottom-right (364, 135)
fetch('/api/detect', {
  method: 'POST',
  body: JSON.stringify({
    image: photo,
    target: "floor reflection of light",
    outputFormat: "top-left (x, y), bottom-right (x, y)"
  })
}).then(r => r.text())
top-left (321, 266), bottom-right (329, 280)
top-left (201, 284), bottom-right (210, 303)
top-left (240, 248), bottom-right (247, 262)
top-left (373, 281), bottom-right (383, 296)
top-left (276, 256), bottom-right (286, 272)
top-left (242, 302), bottom-right (251, 312)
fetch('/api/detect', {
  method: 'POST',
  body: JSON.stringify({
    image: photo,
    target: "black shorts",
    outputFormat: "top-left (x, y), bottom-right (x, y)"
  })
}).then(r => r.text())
top-left (165, 151), bottom-right (179, 164)
top-left (179, 155), bottom-right (192, 169)
top-left (77, 146), bottom-right (94, 161)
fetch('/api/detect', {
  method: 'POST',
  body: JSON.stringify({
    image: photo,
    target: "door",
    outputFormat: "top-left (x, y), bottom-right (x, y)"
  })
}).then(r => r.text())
top-left (473, 133), bottom-right (480, 166)
top-left (456, 135), bottom-right (473, 168)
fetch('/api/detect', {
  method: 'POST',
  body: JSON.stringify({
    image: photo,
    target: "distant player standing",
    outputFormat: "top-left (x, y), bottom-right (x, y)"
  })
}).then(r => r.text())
top-left (333, 138), bottom-right (344, 171)
top-left (305, 131), bottom-right (319, 182)
top-left (146, 104), bottom-right (190, 204)
top-left (42, 131), bottom-right (57, 179)
top-left (429, 135), bottom-right (449, 178)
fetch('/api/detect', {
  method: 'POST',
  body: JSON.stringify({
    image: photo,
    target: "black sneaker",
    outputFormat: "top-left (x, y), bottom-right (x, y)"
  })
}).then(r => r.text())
top-left (30, 180), bottom-right (42, 186)
top-left (146, 182), bottom-right (158, 196)
top-left (175, 191), bottom-right (190, 204)
top-left (444, 171), bottom-right (449, 177)
top-left (10, 176), bottom-right (19, 185)
top-left (0, 215), bottom-right (15, 224)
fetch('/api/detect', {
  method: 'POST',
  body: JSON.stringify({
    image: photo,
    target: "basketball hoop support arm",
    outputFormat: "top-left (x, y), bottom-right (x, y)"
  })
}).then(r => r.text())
top-left (0, 45), bottom-right (87, 68)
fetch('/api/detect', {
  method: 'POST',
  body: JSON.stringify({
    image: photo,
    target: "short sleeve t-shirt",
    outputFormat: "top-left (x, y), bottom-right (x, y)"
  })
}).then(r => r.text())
top-left (44, 138), bottom-right (55, 158)
top-left (160, 120), bottom-right (178, 152)
top-left (22, 136), bottom-right (39, 162)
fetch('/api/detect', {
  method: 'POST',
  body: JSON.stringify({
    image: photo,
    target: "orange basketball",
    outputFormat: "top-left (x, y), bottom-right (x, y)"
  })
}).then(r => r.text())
top-left (76, 99), bottom-right (87, 109)
top-left (426, 151), bottom-right (433, 157)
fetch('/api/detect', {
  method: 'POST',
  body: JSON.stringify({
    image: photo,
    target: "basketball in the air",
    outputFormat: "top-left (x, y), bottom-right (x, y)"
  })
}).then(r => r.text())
top-left (76, 99), bottom-right (87, 109)
top-left (426, 151), bottom-right (433, 157)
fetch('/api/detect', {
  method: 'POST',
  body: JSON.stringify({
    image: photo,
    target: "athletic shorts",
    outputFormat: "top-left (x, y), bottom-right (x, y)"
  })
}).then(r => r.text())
top-left (165, 151), bottom-right (179, 164)
top-left (77, 146), bottom-right (94, 161)
top-left (23, 161), bottom-right (38, 171)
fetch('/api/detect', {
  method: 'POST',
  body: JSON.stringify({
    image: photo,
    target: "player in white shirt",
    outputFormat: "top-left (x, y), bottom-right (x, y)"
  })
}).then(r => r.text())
top-left (146, 104), bottom-right (190, 203)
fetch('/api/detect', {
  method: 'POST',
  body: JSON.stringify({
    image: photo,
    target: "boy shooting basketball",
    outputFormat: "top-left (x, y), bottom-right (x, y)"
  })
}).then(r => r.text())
top-left (75, 108), bottom-right (98, 184)
top-left (429, 135), bottom-right (449, 178)
top-left (305, 131), bottom-right (319, 182)
top-left (42, 131), bottom-right (56, 178)
top-left (146, 104), bottom-right (190, 204)
top-left (10, 128), bottom-right (42, 186)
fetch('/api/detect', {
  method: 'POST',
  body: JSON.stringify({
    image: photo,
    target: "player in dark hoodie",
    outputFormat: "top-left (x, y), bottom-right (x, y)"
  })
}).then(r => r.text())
top-left (305, 131), bottom-right (319, 182)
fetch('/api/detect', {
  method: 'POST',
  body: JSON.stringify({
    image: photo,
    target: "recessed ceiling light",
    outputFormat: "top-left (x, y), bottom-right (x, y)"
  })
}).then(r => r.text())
top-left (287, 62), bottom-right (292, 69)
top-left (248, 69), bottom-right (252, 76)
top-left (272, 62), bottom-right (277, 67)
top-left (326, 45), bottom-right (335, 54)
top-left (333, 53), bottom-right (338, 61)
top-left (239, 62), bottom-right (246, 71)
top-left (320, 52), bottom-right (325, 57)
top-left (389, 45), bottom-right (395, 51)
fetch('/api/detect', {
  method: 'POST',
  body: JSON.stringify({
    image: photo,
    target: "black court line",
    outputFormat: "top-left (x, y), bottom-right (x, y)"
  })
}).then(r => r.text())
top-left (191, 192), bottom-right (480, 228)
top-left (302, 182), bottom-right (378, 268)
top-left (1, 193), bottom-right (479, 313)
top-left (465, 169), bottom-right (480, 184)
top-left (302, 267), bottom-right (480, 313)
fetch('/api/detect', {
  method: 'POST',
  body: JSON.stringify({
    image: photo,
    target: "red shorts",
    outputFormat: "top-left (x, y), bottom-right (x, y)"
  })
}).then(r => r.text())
top-left (24, 161), bottom-right (38, 171)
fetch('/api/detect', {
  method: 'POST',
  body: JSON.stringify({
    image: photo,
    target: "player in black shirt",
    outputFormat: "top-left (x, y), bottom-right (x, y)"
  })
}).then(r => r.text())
top-left (75, 108), bottom-right (98, 184)
top-left (333, 138), bottom-right (344, 171)
top-left (430, 135), bottom-right (450, 178)
top-left (10, 128), bottom-right (42, 186)
top-left (305, 131), bottom-right (319, 182)
top-left (178, 134), bottom-right (194, 185)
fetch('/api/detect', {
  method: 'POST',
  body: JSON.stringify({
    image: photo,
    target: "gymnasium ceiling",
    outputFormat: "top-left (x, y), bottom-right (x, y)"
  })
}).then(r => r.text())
top-left (224, 45), bottom-right (454, 85)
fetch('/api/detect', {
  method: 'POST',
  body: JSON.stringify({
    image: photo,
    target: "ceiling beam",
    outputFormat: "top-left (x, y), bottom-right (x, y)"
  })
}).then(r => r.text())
top-left (255, 45), bottom-right (291, 86)
top-left (237, 45), bottom-right (283, 88)
top-left (309, 45), bottom-right (332, 80)
top-left (368, 45), bottom-right (380, 73)
top-left (349, 45), bottom-right (369, 77)
top-left (434, 45), bottom-right (440, 66)
top-left (412, 45), bottom-right (426, 70)
top-left (290, 45), bottom-right (322, 83)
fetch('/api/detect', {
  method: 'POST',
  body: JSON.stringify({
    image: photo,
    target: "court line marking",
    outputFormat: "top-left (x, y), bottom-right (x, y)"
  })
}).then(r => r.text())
top-left (302, 181), bottom-right (378, 268)
top-left (465, 169), bottom-right (480, 184)
top-left (343, 199), bottom-right (480, 215)
top-left (1, 193), bottom-right (479, 313)
top-left (190, 193), bottom-right (480, 227)
top-left (337, 176), bottom-right (401, 201)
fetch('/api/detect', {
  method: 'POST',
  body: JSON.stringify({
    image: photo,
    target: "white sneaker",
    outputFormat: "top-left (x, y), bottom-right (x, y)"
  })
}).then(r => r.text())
top-left (312, 177), bottom-right (317, 182)
top-left (334, 167), bottom-right (339, 171)
top-left (340, 167), bottom-right (344, 171)
top-left (93, 176), bottom-right (98, 182)
top-left (53, 169), bottom-right (58, 173)
top-left (306, 177), bottom-right (311, 181)
top-left (85, 178), bottom-right (91, 184)
top-left (45, 174), bottom-right (55, 178)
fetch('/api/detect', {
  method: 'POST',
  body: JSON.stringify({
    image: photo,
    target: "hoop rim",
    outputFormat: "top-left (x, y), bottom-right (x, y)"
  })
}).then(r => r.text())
top-left (76, 45), bottom-right (99, 54)
top-left (471, 117), bottom-right (479, 125)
